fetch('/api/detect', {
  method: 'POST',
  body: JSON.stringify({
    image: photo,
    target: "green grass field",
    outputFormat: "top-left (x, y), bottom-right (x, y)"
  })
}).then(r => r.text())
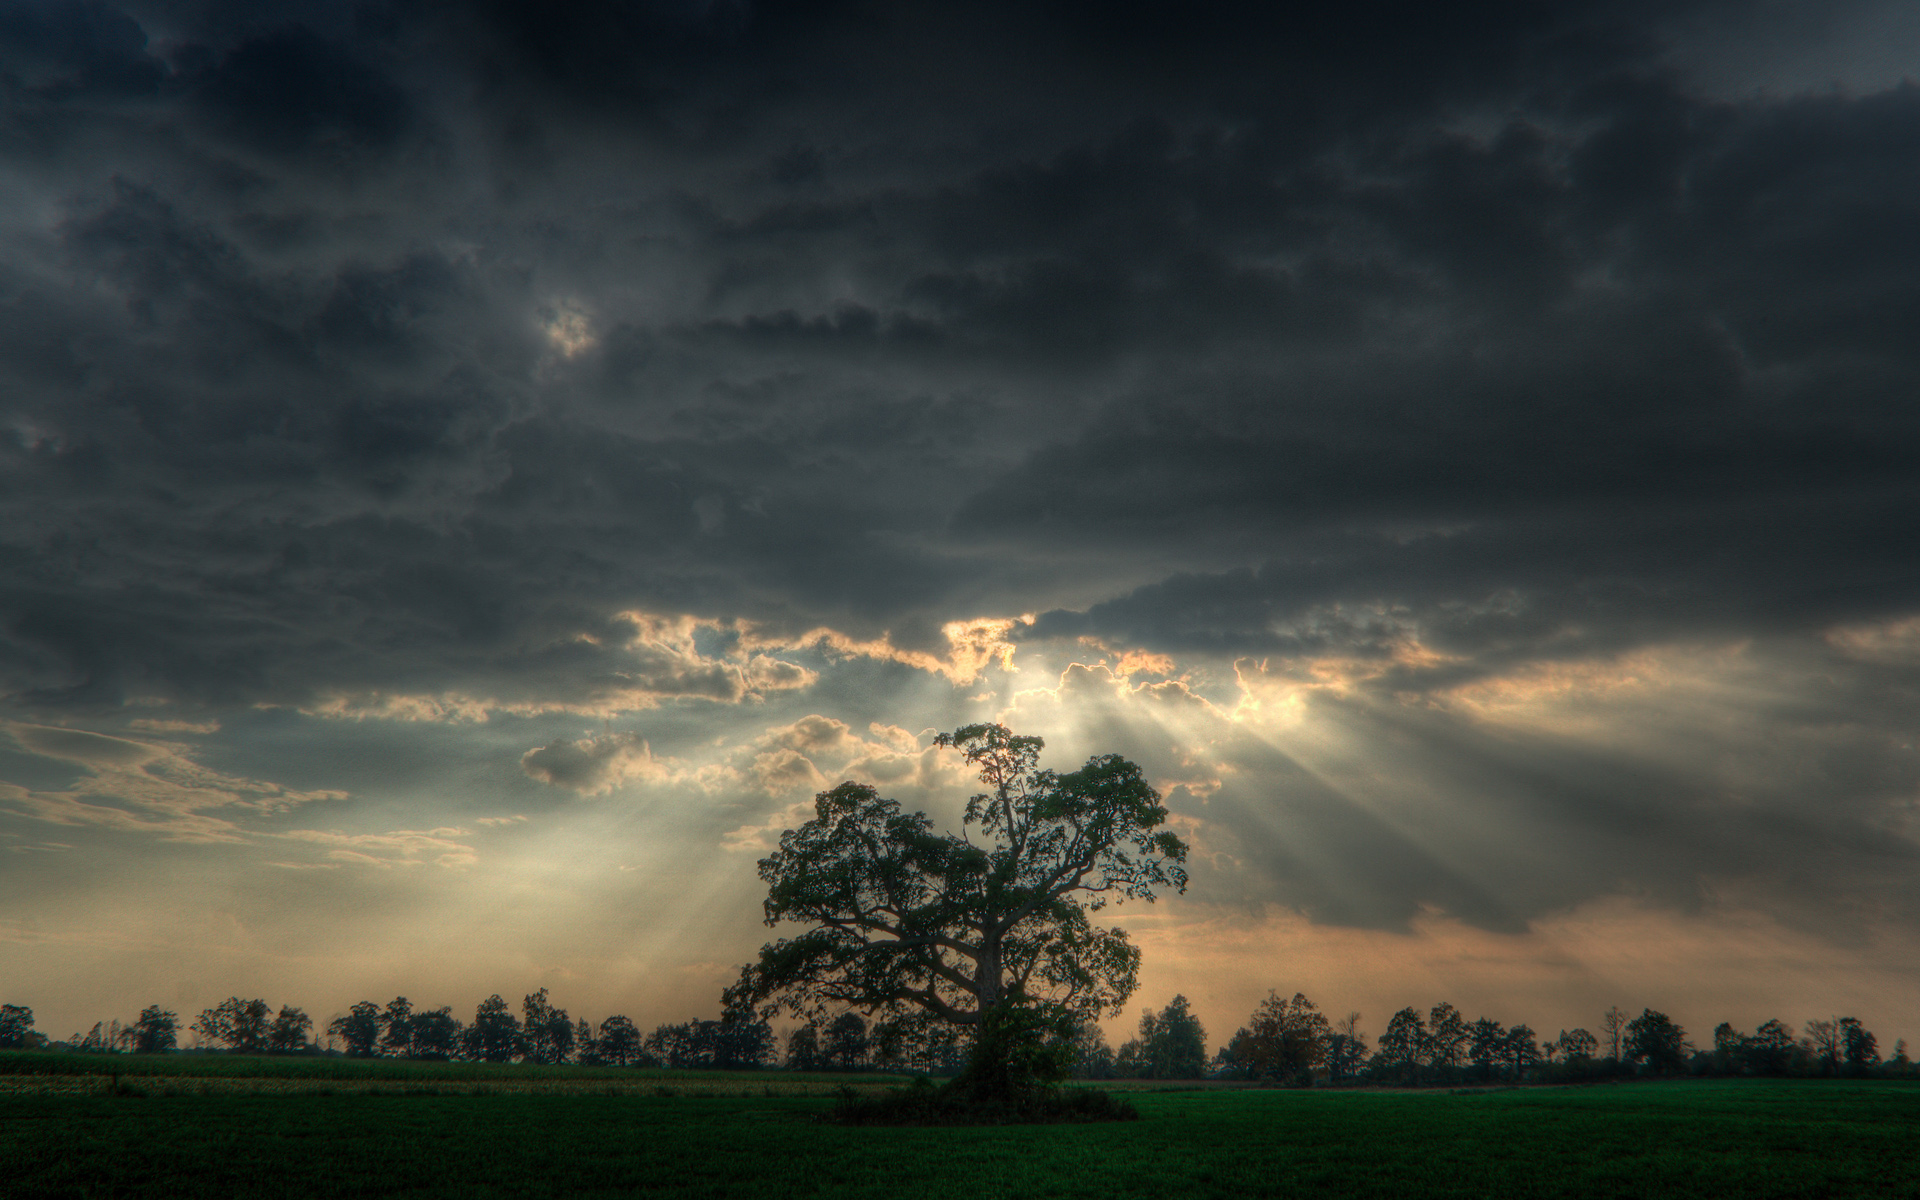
top-left (2, 1060), bottom-right (1915, 1198)
top-left (0, 1050), bottom-right (907, 1096)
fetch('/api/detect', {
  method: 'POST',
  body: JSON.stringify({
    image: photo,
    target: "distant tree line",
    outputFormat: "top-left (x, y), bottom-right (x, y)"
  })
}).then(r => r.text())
top-left (3, 992), bottom-right (1909, 1085)
top-left (0, 993), bottom-right (777, 1069)
top-left (1106, 994), bottom-right (1909, 1085)
top-left (1000, 993), bottom-right (1910, 1086)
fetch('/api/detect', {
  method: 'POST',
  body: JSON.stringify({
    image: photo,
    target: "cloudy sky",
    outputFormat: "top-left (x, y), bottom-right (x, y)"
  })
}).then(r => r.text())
top-left (4, 0), bottom-right (1918, 1052)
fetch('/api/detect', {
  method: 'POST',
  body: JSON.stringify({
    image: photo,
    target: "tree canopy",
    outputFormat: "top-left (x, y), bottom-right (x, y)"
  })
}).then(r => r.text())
top-left (726, 723), bottom-right (1187, 1091)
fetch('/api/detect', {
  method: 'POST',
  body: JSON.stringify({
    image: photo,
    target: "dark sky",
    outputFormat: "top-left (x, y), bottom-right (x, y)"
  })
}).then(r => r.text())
top-left (3, 0), bottom-right (1918, 1048)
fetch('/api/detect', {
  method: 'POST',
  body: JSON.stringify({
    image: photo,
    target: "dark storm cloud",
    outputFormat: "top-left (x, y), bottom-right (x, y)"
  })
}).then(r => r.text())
top-left (4, 0), bottom-right (1919, 941)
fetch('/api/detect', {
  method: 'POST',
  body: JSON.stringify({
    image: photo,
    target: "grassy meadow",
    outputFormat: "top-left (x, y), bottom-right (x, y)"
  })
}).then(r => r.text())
top-left (2, 1054), bottom-right (1915, 1198)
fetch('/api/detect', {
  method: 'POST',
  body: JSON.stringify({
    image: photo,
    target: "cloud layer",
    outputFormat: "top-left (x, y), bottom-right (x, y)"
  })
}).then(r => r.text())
top-left (3, 0), bottom-right (1917, 1044)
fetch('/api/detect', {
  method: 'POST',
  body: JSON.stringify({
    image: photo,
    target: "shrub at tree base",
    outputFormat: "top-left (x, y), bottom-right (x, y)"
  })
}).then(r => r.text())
top-left (827, 1075), bottom-right (1139, 1126)
top-left (825, 1001), bottom-right (1138, 1125)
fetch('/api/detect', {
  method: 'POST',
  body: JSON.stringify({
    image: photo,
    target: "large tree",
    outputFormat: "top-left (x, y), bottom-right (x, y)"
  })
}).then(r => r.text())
top-left (727, 723), bottom-right (1187, 1091)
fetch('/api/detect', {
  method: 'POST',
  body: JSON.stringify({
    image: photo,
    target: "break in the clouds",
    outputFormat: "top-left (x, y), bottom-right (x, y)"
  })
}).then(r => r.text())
top-left (2, 0), bottom-right (1917, 1046)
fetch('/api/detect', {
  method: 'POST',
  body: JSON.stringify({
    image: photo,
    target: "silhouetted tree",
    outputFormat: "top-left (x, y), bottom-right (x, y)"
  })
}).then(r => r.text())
top-left (1469, 1017), bottom-right (1505, 1081)
top-left (1839, 1018), bottom-right (1878, 1075)
top-left (825, 1012), bottom-right (870, 1070)
top-left (1118, 994), bottom-right (1207, 1079)
top-left (787, 1023), bottom-right (824, 1071)
top-left (73, 1021), bottom-right (132, 1053)
top-left (572, 1017), bottom-right (597, 1064)
top-left (1327, 1012), bottom-right (1368, 1083)
top-left (596, 1015), bottom-right (645, 1067)
top-left (329, 1002), bottom-right (382, 1057)
top-left (133, 1006), bottom-right (178, 1054)
top-left (1625, 1009), bottom-right (1686, 1074)
top-left (1712, 1022), bottom-right (1742, 1072)
top-left (1747, 1019), bottom-right (1796, 1075)
top-left (1501, 1024), bottom-right (1540, 1077)
top-left (648, 1021), bottom-right (694, 1068)
top-left (268, 1006), bottom-right (312, 1053)
top-left (1424, 1003), bottom-right (1468, 1075)
top-left (0, 1004), bottom-right (38, 1049)
top-left (411, 1007), bottom-right (462, 1060)
top-left (521, 989), bottom-right (574, 1064)
top-left (1803, 1018), bottom-right (1842, 1076)
top-left (865, 1011), bottom-right (967, 1075)
top-left (1554, 1028), bottom-right (1597, 1062)
top-left (647, 1018), bottom-right (774, 1069)
top-left (715, 1017), bottom-right (774, 1068)
top-left (725, 724), bottom-right (1187, 1100)
top-left (1601, 1006), bottom-right (1626, 1061)
top-left (465, 994), bottom-right (520, 1062)
top-left (193, 998), bottom-right (271, 1054)
top-left (1377, 1007), bottom-right (1427, 1085)
top-left (1232, 991), bottom-right (1330, 1083)
top-left (1056, 1016), bottom-right (1117, 1080)
top-left (380, 997), bottom-right (414, 1057)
